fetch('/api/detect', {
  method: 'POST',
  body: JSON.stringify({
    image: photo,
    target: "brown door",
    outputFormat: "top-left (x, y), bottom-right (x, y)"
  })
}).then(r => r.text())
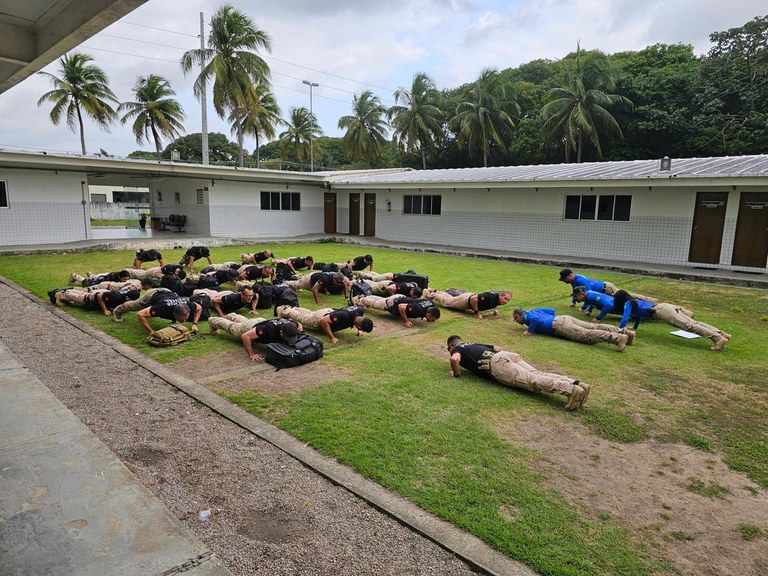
top-left (731, 192), bottom-right (768, 268)
top-left (688, 192), bottom-right (728, 264)
top-left (324, 193), bottom-right (337, 233)
top-left (364, 193), bottom-right (376, 236)
top-left (349, 193), bottom-right (360, 235)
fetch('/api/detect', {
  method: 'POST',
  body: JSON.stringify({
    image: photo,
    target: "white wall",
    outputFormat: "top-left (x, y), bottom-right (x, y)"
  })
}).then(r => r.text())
top-left (0, 168), bottom-right (91, 245)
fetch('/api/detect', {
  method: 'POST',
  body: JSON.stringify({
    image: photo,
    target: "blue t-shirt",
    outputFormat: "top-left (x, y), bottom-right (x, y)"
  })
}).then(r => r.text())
top-left (521, 308), bottom-right (556, 335)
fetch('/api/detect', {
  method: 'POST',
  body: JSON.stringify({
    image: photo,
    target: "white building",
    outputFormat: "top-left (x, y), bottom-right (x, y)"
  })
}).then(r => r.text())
top-left (1, 150), bottom-right (766, 272)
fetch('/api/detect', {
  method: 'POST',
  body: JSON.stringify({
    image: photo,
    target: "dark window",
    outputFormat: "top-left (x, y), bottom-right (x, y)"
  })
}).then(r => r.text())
top-left (614, 195), bottom-right (632, 221)
top-left (262, 191), bottom-right (300, 211)
top-left (580, 195), bottom-right (596, 219)
top-left (597, 195), bottom-right (615, 220)
top-left (404, 194), bottom-right (441, 216)
top-left (564, 195), bottom-right (580, 219)
top-left (565, 193), bottom-right (631, 221)
top-left (0, 181), bottom-right (8, 208)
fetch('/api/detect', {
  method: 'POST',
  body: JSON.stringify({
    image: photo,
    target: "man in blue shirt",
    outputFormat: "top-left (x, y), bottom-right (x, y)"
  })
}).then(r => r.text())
top-left (559, 268), bottom-right (656, 309)
top-left (512, 307), bottom-right (631, 351)
top-left (573, 288), bottom-right (731, 351)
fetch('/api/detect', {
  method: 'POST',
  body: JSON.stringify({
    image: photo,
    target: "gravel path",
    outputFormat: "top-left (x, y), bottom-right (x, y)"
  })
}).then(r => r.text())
top-left (0, 280), bottom-right (479, 576)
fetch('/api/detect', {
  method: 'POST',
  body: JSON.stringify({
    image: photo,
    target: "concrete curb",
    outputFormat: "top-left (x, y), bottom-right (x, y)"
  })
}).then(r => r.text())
top-left (1, 276), bottom-right (537, 576)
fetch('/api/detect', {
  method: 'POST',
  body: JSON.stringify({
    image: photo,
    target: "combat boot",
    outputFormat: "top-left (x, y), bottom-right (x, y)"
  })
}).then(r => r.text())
top-left (710, 335), bottom-right (728, 351)
top-left (564, 384), bottom-right (586, 411)
top-left (621, 327), bottom-right (636, 345)
top-left (615, 334), bottom-right (628, 352)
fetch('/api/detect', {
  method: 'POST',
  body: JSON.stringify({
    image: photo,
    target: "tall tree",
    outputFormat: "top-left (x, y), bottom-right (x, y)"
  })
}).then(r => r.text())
top-left (694, 15), bottom-right (768, 155)
top-left (279, 107), bottom-right (322, 169)
top-left (228, 82), bottom-right (282, 167)
top-left (389, 72), bottom-right (445, 169)
top-left (163, 132), bottom-right (239, 164)
top-left (451, 68), bottom-right (520, 167)
top-left (119, 74), bottom-right (185, 159)
top-left (180, 4), bottom-right (271, 123)
top-left (338, 90), bottom-right (389, 167)
top-left (37, 52), bottom-right (118, 155)
top-left (540, 44), bottom-right (633, 162)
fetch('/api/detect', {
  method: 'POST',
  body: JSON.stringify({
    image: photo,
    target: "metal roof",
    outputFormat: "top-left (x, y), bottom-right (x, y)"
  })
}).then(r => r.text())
top-left (327, 155), bottom-right (768, 187)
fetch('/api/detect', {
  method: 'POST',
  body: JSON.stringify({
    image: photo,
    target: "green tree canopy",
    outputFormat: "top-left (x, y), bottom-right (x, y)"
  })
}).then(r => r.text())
top-left (119, 74), bottom-right (185, 159)
top-left (389, 72), bottom-right (445, 169)
top-left (338, 90), bottom-right (389, 168)
top-left (280, 107), bottom-right (323, 170)
top-left (37, 52), bottom-right (118, 155)
top-left (164, 132), bottom-right (239, 164)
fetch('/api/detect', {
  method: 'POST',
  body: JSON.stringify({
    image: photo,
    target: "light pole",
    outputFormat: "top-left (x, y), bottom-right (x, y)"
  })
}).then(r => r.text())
top-left (302, 80), bottom-right (319, 172)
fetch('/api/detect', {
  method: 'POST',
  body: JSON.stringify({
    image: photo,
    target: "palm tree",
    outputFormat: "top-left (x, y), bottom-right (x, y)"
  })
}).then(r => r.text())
top-left (279, 107), bottom-right (322, 169)
top-left (180, 4), bottom-right (271, 122)
top-left (37, 52), bottom-right (118, 155)
top-left (540, 44), bottom-right (633, 162)
top-left (451, 68), bottom-right (519, 167)
top-left (389, 72), bottom-right (445, 169)
top-left (338, 90), bottom-right (389, 167)
top-left (228, 82), bottom-right (282, 167)
top-left (118, 74), bottom-right (185, 159)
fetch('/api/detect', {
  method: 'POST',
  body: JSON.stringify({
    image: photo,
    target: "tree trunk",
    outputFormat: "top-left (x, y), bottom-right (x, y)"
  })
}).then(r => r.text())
top-left (151, 122), bottom-right (162, 161)
top-left (421, 146), bottom-right (426, 170)
top-left (237, 123), bottom-right (244, 168)
top-left (577, 128), bottom-right (583, 163)
top-left (76, 103), bottom-right (86, 156)
top-left (255, 132), bottom-right (261, 168)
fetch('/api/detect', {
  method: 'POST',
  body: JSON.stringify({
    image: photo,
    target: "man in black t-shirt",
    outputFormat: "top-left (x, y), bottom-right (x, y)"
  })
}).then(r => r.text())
top-left (211, 287), bottom-right (256, 317)
top-left (447, 335), bottom-right (589, 412)
top-left (51, 287), bottom-right (140, 315)
top-left (351, 293), bottom-right (440, 327)
top-left (277, 304), bottom-right (373, 344)
top-left (135, 292), bottom-right (203, 334)
top-left (133, 248), bottom-right (165, 269)
top-left (238, 265), bottom-right (274, 282)
top-left (422, 288), bottom-right (512, 319)
top-left (241, 319), bottom-right (301, 362)
top-left (347, 254), bottom-right (374, 272)
top-left (180, 246), bottom-right (212, 272)
top-left (240, 249), bottom-right (273, 265)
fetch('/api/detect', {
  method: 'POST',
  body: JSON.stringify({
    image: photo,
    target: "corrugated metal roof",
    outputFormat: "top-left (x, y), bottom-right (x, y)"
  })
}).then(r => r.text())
top-left (327, 155), bottom-right (768, 186)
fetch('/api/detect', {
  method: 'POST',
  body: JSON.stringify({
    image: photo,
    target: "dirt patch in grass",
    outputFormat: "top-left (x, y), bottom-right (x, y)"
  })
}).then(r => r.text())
top-left (492, 416), bottom-right (768, 576)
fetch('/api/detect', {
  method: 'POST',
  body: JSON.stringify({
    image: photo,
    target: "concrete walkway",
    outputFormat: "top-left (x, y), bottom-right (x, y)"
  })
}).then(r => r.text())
top-left (0, 342), bottom-right (233, 576)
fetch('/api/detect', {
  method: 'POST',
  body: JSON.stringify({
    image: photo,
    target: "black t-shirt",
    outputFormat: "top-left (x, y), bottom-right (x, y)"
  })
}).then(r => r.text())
top-left (185, 246), bottom-right (210, 259)
top-left (250, 319), bottom-right (297, 344)
top-left (219, 292), bottom-right (247, 313)
top-left (454, 342), bottom-right (495, 376)
top-left (326, 306), bottom-right (364, 332)
top-left (242, 266), bottom-right (268, 281)
top-left (253, 251), bottom-right (270, 263)
top-left (289, 257), bottom-right (312, 270)
top-left (476, 291), bottom-right (501, 312)
top-left (149, 295), bottom-right (199, 321)
top-left (387, 298), bottom-right (433, 319)
top-left (101, 289), bottom-right (139, 308)
top-left (311, 272), bottom-right (339, 290)
top-left (161, 263), bottom-right (184, 276)
top-left (350, 255), bottom-right (371, 271)
top-left (136, 249), bottom-right (162, 262)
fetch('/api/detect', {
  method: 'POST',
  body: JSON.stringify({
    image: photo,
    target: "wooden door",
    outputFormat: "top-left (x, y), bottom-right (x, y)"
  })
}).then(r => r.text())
top-left (688, 192), bottom-right (728, 265)
top-left (731, 192), bottom-right (768, 268)
top-left (349, 193), bottom-right (360, 235)
top-left (324, 193), bottom-right (336, 233)
top-left (364, 193), bottom-right (376, 237)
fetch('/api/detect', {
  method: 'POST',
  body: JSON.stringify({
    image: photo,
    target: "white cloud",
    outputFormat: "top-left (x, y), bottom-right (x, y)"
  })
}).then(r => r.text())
top-left (0, 0), bottom-right (765, 156)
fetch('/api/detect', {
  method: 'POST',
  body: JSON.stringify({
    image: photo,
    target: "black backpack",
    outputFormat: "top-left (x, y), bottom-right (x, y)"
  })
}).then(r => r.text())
top-left (197, 275), bottom-right (219, 290)
top-left (265, 334), bottom-right (324, 369)
top-left (351, 280), bottom-right (372, 298)
top-left (392, 272), bottom-right (429, 289)
top-left (252, 282), bottom-right (276, 310)
top-left (189, 293), bottom-right (212, 321)
top-left (161, 273), bottom-right (183, 295)
top-left (273, 286), bottom-right (299, 315)
top-left (274, 262), bottom-right (297, 284)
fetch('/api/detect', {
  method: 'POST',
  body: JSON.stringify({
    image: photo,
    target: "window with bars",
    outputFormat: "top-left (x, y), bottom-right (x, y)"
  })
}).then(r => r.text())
top-left (404, 194), bottom-right (441, 215)
top-left (565, 194), bottom-right (631, 221)
top-left (261, 191), bottom-right (300, 211)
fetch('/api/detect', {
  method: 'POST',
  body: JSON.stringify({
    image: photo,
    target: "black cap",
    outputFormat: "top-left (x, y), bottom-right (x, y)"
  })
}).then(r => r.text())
top-left (281, 321), bottom-right (298, 345)
top-left (559, 268), bottom-right (572, 281)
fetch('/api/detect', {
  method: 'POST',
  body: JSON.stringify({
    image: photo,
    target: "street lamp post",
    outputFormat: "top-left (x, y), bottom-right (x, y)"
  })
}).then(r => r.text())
top-left (302, 80), bottom-right (319, 172)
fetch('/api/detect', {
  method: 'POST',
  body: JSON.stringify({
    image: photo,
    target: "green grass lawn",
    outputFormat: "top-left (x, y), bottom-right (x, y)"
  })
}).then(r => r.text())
top-left (90, 218), bottom-right (140, 227)
top-left (1, 242), bottom-right (766, 576)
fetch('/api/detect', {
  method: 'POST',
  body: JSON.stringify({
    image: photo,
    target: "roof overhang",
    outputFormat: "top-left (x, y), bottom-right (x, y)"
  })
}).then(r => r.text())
top-left (0, 0), bottom-right (148, 95)
top-left (0, 150), bottom-right (331, 187)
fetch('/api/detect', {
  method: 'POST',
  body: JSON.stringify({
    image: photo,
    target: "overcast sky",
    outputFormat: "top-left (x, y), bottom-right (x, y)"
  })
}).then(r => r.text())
top-left (0, 0), bottom-right (765, 159)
